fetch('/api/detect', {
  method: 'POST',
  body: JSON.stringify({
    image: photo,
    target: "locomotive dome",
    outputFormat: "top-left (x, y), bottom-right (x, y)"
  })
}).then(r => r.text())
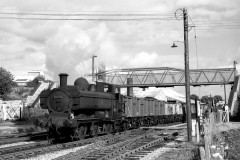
top-left (74, 77), bottom-right (89, 90)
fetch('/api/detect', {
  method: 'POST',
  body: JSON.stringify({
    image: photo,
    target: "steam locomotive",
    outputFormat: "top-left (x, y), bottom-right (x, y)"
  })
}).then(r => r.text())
top-left (40, 73), bottom-right (191, 141)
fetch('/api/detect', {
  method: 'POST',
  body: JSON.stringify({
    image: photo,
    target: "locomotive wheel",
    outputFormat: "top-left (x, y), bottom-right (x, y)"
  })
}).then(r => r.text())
top-left (133, 121), bottom-right (139, 129)
top-left (164, 119), bottom-right (167, 124)
top-left (122, 123), bottom-right (127, 131)
top-left (106, 124), bottom-right (113, 134)
top-left (83, 126), bottom-right (87, 136)
top-left (47, 127), bottom-right (55, 143)
top-left (68, 135), bottom-right (74, 142)
top-left (75, 126), bottom-right (87, 139)
top-left (48, 126), bottom-right (61, 143)
top-left (103, 124), bottom-right (107, 133)
top-left (136, 121), bottom-right (140, 128)
top-left (159, 119), bottom-right (164, 124)
top-left (145, 120), bottom-right (150, 127)
top-left (90, 124), bottom-right (98, 136)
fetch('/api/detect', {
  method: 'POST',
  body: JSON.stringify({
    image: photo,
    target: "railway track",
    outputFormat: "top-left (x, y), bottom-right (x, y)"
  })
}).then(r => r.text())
top-left (0, 131), bottom-right (48, 146)
top-left (0, 140), bottom-right (49, 155)
top-left (53, 129), bottom-right (175, 160)
top-left (0, 123), bottom-right (184, 160)
top-left (0, 130), bottom-right (137, 160)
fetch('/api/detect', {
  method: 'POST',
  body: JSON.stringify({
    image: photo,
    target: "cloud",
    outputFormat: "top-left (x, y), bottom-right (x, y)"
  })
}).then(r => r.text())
top-left (0, 0), bottom-right (239, 99)
top-left (44, 24), bottom-right (93, 82)
top-left (121, 52), bottom-right (158, 68)
top-left (43, 22), bottom-right (121, 83)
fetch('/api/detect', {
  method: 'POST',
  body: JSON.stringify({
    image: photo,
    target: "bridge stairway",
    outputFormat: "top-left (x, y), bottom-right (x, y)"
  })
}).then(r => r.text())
top-left (26, 81), bottom-right (56, 108)
top-left (228, 76), bottom-right (240, 117)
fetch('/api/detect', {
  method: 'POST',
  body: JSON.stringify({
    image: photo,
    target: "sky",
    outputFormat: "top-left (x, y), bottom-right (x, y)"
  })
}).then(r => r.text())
top-left (0, 0), bottom-right (239, 100)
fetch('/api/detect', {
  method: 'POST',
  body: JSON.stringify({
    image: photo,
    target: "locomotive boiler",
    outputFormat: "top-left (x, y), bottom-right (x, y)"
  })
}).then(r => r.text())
top-left (40, 73), bottom-right (187, 141)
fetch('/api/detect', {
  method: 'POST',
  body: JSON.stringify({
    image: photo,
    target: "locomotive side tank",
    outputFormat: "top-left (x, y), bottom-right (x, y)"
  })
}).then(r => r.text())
top-left (41, 74), bottom-right (116, 118)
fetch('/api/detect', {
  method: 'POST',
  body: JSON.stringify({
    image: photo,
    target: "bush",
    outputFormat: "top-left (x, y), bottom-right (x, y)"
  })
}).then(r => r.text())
top-left (25, 127), bottom-right (35, 133)
top-left (18, 128), bottom-right (24, 133)
top-left (27, 75), bottom-right (45, 87)
top-left (32, 115), bottom-right (49, 128)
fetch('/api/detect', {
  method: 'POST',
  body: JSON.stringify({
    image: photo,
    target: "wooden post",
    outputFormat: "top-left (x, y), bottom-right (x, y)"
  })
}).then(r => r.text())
top-left (20, 106), bottom-right (22, 120)
top-left (195, 99), bottom-right (200, 142)
top-left (226, 111), bottom-right (229, 122)
top-left (219, 110), bottom-right (222, 123)
top-left (204, 120), bottom-right (211, 160)
top-left (183, 8), bottom-right (192, 142)
top-left (207, 100), bottom-right (211, 119)
top-left (196, 121), bottom-right (200, 142)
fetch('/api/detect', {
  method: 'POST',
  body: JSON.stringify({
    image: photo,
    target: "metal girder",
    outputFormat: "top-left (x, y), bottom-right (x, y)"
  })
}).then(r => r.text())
top-left (96, 67), bottom-right (235, 87)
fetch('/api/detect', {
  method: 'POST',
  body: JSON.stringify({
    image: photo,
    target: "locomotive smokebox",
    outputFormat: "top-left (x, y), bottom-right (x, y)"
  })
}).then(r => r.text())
top-left (59, 73), bottom-right (68, 87)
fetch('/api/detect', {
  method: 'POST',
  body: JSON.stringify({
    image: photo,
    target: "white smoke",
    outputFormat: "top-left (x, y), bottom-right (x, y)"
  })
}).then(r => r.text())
top-left (44, 23), bottom-right (102, 84)
top-left (43, 21), bottom-right (183, 85)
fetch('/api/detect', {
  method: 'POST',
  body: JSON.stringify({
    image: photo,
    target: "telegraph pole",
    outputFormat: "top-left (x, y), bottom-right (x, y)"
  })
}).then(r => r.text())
top-left (183, 8), bottom-right (192, 142)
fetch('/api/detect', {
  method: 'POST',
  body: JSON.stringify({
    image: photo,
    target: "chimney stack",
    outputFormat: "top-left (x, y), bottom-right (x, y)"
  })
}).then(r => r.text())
top-left (59, 73), bottom-right (68, 87)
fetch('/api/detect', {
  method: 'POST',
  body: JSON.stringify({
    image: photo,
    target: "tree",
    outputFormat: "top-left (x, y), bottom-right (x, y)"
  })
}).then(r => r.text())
top-left (200, 95), bottom-right (213, 104)
top-left (0, 67), bottom-right (17, 97)
top-left (27, 75), bottom-right (45, 87)
top-left (201, 96), bottom-right (209, 104)
top-left (34, 75), bottom-right (45, 82)
top-left (190, 94), bottom-right (199, 100)
top-left (213, 95), bottom-right (223, 104)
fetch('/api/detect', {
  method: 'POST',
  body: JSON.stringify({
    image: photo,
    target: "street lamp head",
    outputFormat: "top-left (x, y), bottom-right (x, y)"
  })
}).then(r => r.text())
top-left (171, 42), bottom-right (178, 48)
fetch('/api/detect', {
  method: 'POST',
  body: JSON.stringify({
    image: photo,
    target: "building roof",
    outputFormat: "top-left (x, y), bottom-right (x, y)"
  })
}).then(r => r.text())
top-left (14, 76), bottom-right (35, 82)
top-left (121, 87), bottom-right (194, 103)
top-left (15, 79), bottom-right (29, 82)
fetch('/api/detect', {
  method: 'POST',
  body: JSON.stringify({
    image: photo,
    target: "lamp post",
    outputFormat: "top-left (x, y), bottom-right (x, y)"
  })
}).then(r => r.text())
top-left (171, 41), bottom-right (184, 48)
top-left (233, 60), bottom-right (238, 77)
top-left (172, 8), bottom-right (192, 142)
top-left (92, 55), bottom-right (97, 82)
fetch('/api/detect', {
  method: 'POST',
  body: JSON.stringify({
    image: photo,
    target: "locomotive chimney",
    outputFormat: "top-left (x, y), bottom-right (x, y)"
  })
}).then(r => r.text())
top-left (59, 73), bottom-right (68, 87)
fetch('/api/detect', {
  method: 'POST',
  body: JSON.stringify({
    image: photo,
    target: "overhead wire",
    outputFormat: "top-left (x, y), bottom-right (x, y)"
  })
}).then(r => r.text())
top-left (191, 18), bottom-right (240, 30)
top-left (0, 10), bottom-right (238, 44)
top-left (0, 10), bottom-right (239, 30)
top-left (0, 8), bottom-right (174, 13)
top-left (0, 12), bottom-right (175, 17)
top-left (188, 15), bottom-right (199, 69)
top-left (0, 10), bottom-right (177, 21)
top-left (189, 14), bottom-right (201, 97)
top-left (0, 25), bottom-right (43, 44)
top-left (196, 27), bottom-right (240, 30)
top-left (0, 17), bottom-right (176, 21)
top-left (193, 19), bottom-right (240, 22)
top-left (0, 11), bottom-right (176, 44)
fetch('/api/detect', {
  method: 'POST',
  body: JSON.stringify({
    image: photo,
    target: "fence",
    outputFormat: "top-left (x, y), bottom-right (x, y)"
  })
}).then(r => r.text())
top-left (202, 110), bottom-right (229, 160)
top-left (0, 100), bottom-right (23, 121)
top-left (0, 100), bottom-right (48, 121)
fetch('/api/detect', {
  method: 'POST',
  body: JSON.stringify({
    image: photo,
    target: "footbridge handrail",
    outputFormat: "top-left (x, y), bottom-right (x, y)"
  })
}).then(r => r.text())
top-left (96, 67), bottom-right (236, 87)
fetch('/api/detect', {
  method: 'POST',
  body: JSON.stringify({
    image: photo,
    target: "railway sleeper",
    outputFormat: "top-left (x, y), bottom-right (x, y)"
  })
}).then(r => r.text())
top-left (111, 137), bottom-right (165, 160)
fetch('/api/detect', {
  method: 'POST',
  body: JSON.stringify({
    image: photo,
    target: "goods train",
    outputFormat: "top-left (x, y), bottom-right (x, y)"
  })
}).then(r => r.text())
top-left (40, 73), bottom-right (196, 141)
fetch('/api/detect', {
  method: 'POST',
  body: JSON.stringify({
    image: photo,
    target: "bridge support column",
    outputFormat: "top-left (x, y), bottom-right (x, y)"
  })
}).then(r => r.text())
top-left (127, 78), bottom-right (133, 96)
